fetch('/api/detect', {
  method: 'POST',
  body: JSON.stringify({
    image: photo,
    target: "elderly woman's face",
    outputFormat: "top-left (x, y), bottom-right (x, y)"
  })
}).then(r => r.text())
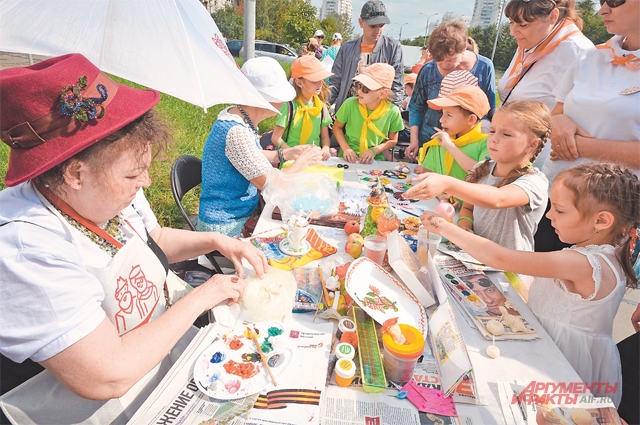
top-left (436, 53), bottom-right (464, 72)
top-left (79, 144), bottom-right (152, 223)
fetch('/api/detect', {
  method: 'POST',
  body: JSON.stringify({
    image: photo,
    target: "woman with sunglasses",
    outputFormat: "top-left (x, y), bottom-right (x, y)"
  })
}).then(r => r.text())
top-left (535, 0), bottom-right (640, 252)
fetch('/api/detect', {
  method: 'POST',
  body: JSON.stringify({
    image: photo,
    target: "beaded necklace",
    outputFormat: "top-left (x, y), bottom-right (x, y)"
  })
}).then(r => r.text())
top-left (236, 105), bottom-right (259, 135)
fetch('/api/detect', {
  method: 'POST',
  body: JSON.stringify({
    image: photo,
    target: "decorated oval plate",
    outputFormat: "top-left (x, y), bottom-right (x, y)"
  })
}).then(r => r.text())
top-left (345, 257), bottom-right (427, 334)
top-left (193, 321), bottom-right (291, 400)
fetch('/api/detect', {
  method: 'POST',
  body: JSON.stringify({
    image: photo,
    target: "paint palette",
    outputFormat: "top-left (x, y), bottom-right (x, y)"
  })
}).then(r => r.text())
top-left (194, 321), bottom-right (291, 400)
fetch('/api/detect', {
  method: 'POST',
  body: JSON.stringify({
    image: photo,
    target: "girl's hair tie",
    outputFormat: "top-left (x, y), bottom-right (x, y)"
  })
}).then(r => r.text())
top-left (484, 155), bottom-right (492, 161)
top-left (526, 162), bottom-right (533, 168)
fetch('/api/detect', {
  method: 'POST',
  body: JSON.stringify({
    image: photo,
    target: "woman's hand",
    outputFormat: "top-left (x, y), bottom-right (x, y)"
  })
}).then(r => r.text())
top-left (284, 144), bottom-right (314, 160)
top-left (214, 236), bottom-right (268, 279)
top-left (403, 172), bottom-right (452, 200)
top-left (197, 274), bottom-right (247, 307)
top-left (550, 114), bottom-right (593, 161)
top-left (343, 148), bottom-right (359, 163)
top-left (321, 145), bottom-right (331, 161)
top-left (294, 145), bottom-right (323, 167)
top-left (359, 148), bottom-right (376, 164)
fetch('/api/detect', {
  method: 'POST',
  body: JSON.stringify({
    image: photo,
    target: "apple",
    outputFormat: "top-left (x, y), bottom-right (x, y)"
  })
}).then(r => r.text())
top-left (344, 220), bottom-right (360, 236)
top-left (347, 233), bottom-right (364, 244)
top-left (345, 239), bottom-right (363, 259)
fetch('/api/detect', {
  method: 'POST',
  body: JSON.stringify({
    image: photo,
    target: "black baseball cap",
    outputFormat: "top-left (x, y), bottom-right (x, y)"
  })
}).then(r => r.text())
top-left (360, 0), bottom-right (391, 25)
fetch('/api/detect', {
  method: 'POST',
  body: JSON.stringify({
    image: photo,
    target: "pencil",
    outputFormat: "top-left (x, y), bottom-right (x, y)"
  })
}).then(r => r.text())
top-left (247, 327), bottom-right (277, 386)
top-left (317, 267), bottom-right (331, 311)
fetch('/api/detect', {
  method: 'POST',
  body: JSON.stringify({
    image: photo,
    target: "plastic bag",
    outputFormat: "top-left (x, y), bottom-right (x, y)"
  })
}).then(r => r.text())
top-left (262, 169), bottom-right (339, 223)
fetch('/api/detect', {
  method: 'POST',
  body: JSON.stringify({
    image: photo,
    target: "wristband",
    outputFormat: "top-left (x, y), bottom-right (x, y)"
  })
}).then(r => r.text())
top-left (277, 148), bottom-right (285, 167)
top-left (457, 216), bottom-right (474, 226)
top-left (274, 139), bottom-right (284, 149)
top-left (369, 148), bottom-right (377, 156)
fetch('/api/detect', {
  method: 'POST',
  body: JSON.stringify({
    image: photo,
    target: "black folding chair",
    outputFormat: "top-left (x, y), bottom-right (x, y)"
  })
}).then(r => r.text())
top-left (170, 155), bottom-right (224, 275)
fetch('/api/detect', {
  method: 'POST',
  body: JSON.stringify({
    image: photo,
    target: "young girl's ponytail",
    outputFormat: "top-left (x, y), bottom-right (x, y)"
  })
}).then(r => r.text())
top-left (466, 100), bottom-right (550, 187)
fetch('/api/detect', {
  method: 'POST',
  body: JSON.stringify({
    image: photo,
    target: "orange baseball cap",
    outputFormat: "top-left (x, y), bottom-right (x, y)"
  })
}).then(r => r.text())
top-left (353, 63), bottom-right (395, 90)
top-left (291, 55), bottom-right (332, 82)
top-left (428, 84), bottom-right (490, 118)
top-left (404, 73), bottom-right (417, 85)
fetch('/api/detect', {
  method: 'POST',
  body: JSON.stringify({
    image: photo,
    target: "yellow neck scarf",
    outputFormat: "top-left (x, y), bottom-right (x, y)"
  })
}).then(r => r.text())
top-left (357, 100), bottom-right (391, 155)
top-left (422, 122), bottom-right (485, 175)
top-left (292, 95), bottom-right (323, 145)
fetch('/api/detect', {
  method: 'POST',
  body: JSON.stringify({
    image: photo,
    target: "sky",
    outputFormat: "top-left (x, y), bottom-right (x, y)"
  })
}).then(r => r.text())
top-left (309, 0), bottom-right (478, 41)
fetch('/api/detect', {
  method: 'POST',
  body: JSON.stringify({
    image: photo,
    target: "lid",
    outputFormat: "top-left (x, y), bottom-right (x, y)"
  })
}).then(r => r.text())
top-left (338, 317), bottom-right (356, 333)
top-left (335, 342), bottom-right (355, 360)
top-left (335, 358), bottom-right (356, 379)
top-left (381, 324), bottom-right (425, 359)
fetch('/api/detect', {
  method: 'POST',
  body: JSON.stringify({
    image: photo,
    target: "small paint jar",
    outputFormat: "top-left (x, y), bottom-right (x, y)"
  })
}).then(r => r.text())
top-left (336, 317), bottom-right (356, 340)
top-left (340, 331), bottom-right (358, 349)
top-left (381, 324), bottom-right (424, 385)
top-left (335, 342), bottom-right (355, 361)
top-left (334, 358), bottom-right (356, 387)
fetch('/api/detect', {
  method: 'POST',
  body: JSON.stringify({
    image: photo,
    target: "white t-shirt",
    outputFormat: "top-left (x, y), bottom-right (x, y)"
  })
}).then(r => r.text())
top-left (542, 36), bottom-right (640, 186)
top-left (0, 183), bottom-right (158, 362)
top-left (498, 35), bottom-right (594, 169)
top-left (472, 162), bottom-right (549, 252)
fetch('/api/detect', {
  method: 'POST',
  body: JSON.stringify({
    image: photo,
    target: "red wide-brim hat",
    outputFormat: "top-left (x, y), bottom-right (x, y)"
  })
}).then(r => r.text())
top-left (0, 53), bottom-right (160, 186)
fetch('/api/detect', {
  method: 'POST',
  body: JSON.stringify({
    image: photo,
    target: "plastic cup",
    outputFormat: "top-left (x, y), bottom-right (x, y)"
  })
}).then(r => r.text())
top-left (417, 229), bottom-right (442, 267)
top-left (288, 224), bottom-right (308, 250)
top-left (381, 324), bottom-right (425, 385)
top-left (363, 235), bottom-right (387, 266)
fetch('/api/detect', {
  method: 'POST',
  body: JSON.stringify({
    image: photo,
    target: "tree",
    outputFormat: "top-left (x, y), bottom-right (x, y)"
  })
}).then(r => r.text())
top-left (212, 5), bottom-right (244, 40)
top-left (320, 12), bottom-right (355, 41)
top-left (281, 0), bottom-right (318, 47)
top-left (576, 0), bottom-right (609, 45)
top-left (469, 23), bottom-right (517, 70)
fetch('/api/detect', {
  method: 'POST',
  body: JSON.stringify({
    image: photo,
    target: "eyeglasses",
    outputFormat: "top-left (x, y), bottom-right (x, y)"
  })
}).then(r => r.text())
top-left (317, 35), bottom-right (325, 39)
top-left (465, 277), bottom-right (493, 289)
top-left (599, 0), bottom-right (625, 7)
top-left (354, 81), bottom-right (371, 94)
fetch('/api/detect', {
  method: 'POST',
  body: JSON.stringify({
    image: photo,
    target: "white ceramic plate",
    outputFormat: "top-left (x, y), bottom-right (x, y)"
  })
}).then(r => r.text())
top-left (345, 257), bottom-right (428, 335)
top-left (193, 321), bottom-right (291, 400)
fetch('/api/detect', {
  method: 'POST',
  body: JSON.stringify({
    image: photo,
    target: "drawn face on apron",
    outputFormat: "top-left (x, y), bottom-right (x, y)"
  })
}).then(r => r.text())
top-left (35, 188), bottom-right (165, 335)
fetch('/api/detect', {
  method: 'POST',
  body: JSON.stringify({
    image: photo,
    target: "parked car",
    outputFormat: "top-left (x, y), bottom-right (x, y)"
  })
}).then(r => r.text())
top-left (237, 40), bottom-right (298, 63)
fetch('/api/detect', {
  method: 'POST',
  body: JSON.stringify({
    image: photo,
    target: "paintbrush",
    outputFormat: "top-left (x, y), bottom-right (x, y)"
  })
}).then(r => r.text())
top-left (247, 327), bottom-right (277, 386)
top-left (317, 267), bottom-right (331, 311)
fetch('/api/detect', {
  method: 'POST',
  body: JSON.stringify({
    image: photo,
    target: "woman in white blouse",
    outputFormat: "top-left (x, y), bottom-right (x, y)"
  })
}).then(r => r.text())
top-left (536, 0), bottom-right (640, 252)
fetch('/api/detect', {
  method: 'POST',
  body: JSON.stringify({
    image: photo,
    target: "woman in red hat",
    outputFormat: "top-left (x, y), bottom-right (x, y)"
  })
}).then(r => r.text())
top-left (0, 53), bottom-right (268, 422)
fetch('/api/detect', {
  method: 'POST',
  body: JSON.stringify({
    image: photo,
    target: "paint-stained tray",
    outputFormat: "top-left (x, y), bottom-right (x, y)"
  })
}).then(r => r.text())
top-left (194, 321), bottom-right (291, 400)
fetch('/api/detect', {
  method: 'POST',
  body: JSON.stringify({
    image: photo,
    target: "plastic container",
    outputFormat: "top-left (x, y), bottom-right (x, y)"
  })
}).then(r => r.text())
top-left (381, 324), bottom-right (425, 385)
top-left (335, 342), bottom-right (355, 360)
top-left (334, 358), bottom-right (356, 387)
top-left (336, 317), bottom-right (356, 340)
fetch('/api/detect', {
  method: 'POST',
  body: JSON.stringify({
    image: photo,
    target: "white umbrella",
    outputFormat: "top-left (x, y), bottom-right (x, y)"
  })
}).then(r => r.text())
top-left (0, 0), bottom-right (276, 112)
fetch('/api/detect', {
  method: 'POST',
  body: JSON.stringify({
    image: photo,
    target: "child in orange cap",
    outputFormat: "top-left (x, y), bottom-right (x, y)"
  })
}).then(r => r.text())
top-left (401, 73), bottom-right (417, 111)
top-left (272, 55), bottom-right (333, 160)
top-left (415, 84), bottom-right (490, 181)
top-left (333, 63), bottom-right (404, 163)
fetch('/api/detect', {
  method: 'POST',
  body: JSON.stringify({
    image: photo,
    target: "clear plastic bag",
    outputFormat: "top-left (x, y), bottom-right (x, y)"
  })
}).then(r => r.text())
top-left (262, 169), bottom-right (340, 223)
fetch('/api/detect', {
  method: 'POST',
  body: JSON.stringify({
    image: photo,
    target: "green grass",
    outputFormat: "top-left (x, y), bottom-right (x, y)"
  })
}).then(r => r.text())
top-left (0, 58), bottom-right (289, 229)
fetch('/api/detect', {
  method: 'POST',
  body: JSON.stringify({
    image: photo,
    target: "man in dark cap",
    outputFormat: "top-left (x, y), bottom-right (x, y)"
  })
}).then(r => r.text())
top-left (328, 0), bottom-right (404, 111)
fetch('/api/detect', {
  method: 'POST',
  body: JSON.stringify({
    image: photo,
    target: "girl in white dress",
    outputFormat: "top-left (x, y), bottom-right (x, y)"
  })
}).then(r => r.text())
top-left (419, 162), bottom-right (639, 407)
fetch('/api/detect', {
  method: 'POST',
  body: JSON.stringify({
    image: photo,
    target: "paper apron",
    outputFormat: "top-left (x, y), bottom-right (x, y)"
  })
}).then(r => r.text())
top-left (0, 194), bottom-right (195, 424)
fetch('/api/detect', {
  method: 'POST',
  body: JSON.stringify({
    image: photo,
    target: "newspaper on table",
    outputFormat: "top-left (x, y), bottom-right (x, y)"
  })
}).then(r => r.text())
top-left (436, 257), bottom-right (539, 341)
top-left (128, 319), bottom-right (332, 425)
top-left (437, 241), bottom-right (502, 272)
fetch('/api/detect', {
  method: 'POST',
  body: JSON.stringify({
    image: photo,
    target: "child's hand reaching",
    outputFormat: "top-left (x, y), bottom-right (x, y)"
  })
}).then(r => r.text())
top-left (321, 146), bottom-right (331, 161)
top-left (434, 128), bottom-right (455, 151)
top-left (359, 148), bottom-right (376, 164)
top-left (403, 172), bottom-right (453, 201)
top-left (413, 165), bottom-right (433, 174)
